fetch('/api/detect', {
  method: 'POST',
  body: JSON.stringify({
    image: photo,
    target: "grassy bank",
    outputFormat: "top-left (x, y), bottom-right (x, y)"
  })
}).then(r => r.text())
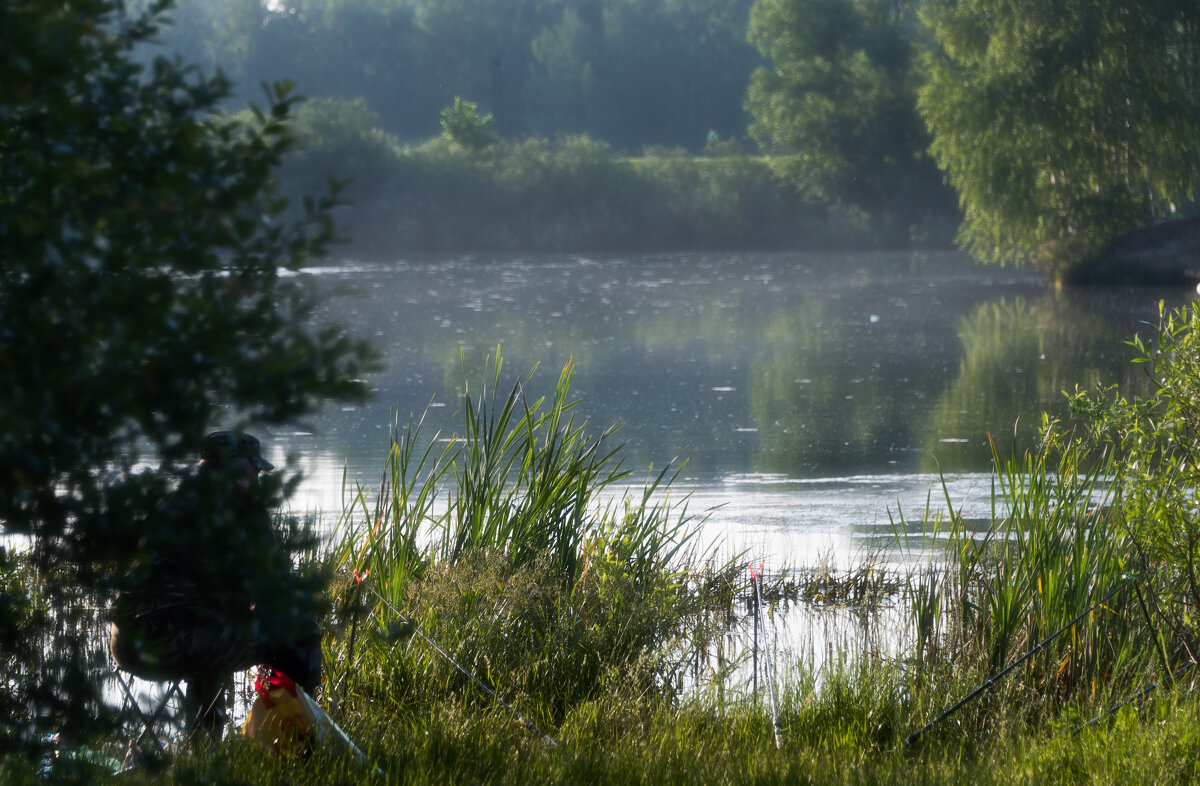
top-left (297, 136), bottom-right (824, 255)
top-left (15, 658), bottom-right (1200, 784)
top-left (15, 306), bottom-right (1200, 782)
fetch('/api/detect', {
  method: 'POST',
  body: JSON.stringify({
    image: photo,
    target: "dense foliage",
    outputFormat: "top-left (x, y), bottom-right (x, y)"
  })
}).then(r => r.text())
top-left (143, 0), bottom-right (761, 152)
top-left (1069, 303), bottom-right (1200, 663)
top-left (919, 0), bottom-right (1200, 276)
top-left (128, 0), bottom-right (1200, 268)
top-left (146, 0), bottom-right (962, 251)
top-left (0, 0), bottom-right (373, 756)
top-left (273, 98), bottom-right (827, 254)
top-left (745, 0), bottom-right (956, 244)
top-left (439, 97), bottom-right (500, 154)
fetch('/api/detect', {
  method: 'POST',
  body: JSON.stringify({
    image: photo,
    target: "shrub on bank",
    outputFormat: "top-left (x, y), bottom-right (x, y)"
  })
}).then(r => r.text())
top-left (365, 136), bottom-right (824, 254)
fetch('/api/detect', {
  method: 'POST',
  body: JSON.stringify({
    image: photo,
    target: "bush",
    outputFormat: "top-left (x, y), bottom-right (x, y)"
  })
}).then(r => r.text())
top-left (0, 0), bottom-right (373, 756)
top-left (898, 302), bottom-right (1200, 719)
top-left (439, 97), bottom-right (500, 154)
top-left (276, 96), bottom-right (401, 207)
top-left (1070, 303), bottom-right (1200, 665)
top-left (341, 133), bottom-right (821, 254)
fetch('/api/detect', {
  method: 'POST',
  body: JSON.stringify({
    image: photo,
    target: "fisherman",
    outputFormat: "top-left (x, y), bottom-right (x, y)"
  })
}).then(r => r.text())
top-left (109, 431), bottom-right (322, 739)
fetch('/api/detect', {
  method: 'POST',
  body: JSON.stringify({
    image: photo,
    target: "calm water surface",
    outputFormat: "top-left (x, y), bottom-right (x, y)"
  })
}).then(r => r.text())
top-left (264, 250), bottom-right (1194, 569)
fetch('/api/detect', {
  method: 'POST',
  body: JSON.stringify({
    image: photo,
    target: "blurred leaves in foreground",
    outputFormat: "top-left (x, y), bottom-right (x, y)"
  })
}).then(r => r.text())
top-left (0, 0), bottom-right (374, 757)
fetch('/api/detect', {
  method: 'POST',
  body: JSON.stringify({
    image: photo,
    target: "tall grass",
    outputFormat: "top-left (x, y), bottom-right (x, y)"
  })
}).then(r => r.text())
top-left (322, 336), bottom-right (1197, 760)
top-left (327, 353), bottom-right (723, 726)
top-left (897, 424), bottom-right (1151, 722)
top-left (331, 353), bottom-right (701, 596)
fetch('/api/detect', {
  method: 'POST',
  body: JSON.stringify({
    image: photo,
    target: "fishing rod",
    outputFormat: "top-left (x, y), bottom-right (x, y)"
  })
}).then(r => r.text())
top-left (1067, 660), bottom-right (1196, 739)
top-left (750, 563), bottom-right (782, 749)
top-left (904, 572), bottom-right (1140, 748)
top-left (357, 576), bottom-right (559, 748)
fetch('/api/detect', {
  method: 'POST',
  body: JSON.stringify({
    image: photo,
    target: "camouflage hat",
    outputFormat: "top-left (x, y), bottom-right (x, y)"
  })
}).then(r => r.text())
top-left (201, 431), bottom-right (275, 472)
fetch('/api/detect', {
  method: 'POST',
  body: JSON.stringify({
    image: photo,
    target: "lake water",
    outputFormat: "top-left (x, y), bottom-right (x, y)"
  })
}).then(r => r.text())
top-left (262, 250), bottom-right (1194, 571)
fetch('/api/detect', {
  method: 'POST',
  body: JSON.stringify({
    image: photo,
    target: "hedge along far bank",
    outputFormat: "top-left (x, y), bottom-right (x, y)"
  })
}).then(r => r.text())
top-left (280, 130), bottom-right (874, 256)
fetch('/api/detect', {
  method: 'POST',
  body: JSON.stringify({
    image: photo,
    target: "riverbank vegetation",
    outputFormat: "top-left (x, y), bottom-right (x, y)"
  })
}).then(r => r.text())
top-left (274, 97), bottom-right (873, 255)
top-left (310, 307), bottom-right (1200, 782)
top-left (8, 1), bottom-right (1200, 783)
top-left (16, 308), bottom-right (1200, 783)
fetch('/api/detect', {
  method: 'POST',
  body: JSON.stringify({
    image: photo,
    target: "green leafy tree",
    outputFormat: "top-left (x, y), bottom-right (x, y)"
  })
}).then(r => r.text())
top-left (440, 96), bottom-right (501, 153)
top-left (524, 0), bottom-right (760, 151)
top-left (919, 0), bottom-right (1200, 277)
top-left (746, 0), bottom-right (953, 242)
top-left (0, 0), bottom-right (374, 755)
top-left (524, 1), bottom-right (607, 135)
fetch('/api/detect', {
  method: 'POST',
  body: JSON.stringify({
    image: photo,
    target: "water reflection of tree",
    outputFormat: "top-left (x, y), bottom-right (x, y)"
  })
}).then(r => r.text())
top-left (922, 296), bottom-right (1151, 472)
top-left (297, 258), bottom-right (1173, 482)
top-left (746, 301), bottom-right (949, 476)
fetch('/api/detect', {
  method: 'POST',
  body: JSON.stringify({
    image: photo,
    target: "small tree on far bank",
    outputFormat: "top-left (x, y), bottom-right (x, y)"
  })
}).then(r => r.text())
top-left (0, 0), bottom-right (375, 757)
top-left (745, 0), bottom-right (956, 245)
top-left (440, 96), bottom-right (500, 154)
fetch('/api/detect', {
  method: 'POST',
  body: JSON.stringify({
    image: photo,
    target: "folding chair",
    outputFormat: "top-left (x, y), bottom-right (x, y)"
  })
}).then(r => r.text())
top-left (108, 667), bottom-right (188, 768)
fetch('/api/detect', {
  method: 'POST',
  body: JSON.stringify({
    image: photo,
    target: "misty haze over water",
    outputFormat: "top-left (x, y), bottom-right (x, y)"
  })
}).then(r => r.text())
top-left (265, 250), bottom-right (1193, 567)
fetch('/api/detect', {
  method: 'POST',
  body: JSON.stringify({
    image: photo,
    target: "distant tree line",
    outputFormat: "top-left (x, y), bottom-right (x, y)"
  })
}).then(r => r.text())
top-left (147, 0), bottom-right (760, 153)
top-left (143, 0), bottom-right (959, 251)
top-left (144, 0), bottom-right (1200, 273)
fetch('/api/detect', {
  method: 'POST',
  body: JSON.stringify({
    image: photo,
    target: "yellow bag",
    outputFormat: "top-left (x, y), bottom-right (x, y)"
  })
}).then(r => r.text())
top-left (243, 666), bottom-right (381, 775)
top-left (242, 668), bottom-right (316, 755)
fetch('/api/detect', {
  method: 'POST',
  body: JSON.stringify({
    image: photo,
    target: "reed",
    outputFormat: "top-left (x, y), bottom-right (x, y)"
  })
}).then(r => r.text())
top-left (320, 329), bottom-right (1196, 764)
top-left (911, 304), bottom-right (1200, 708)
top-left (788, 550), bottom-right (904, 609)
top-left (330, 353), bottom-right (704, 595)
top-left (326, 352), bottom-right (726, 726)
top-left (898, 423), bottom-right (1149, 707)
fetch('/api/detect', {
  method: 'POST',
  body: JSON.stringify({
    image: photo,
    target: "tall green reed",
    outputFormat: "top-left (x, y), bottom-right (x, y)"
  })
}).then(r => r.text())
top-left (330, 406), bottom-right (454, 611)
top-left (333, 353), bottom-right (700, 593)
top-left (442, 354), bottom-right (630, 582)
top-left (316, 305), bottom-right (1200, 765)
top-left (900, 421), bottom-right (1147, 702)
top-left (327, 353), bottom-right (716, 720)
